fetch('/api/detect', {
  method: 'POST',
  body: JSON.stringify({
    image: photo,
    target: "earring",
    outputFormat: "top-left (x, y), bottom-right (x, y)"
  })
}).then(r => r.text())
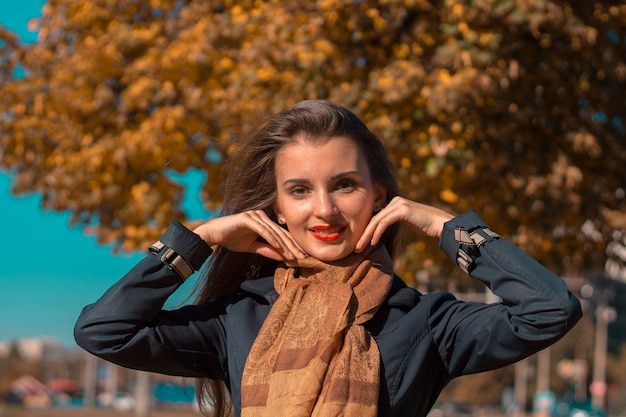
top-left (278, 217), bottom-right (286, 224)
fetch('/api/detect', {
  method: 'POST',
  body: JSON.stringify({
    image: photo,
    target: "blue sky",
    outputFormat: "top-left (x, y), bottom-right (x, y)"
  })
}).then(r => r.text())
top-left (0, 1), bottom-right (206, 347)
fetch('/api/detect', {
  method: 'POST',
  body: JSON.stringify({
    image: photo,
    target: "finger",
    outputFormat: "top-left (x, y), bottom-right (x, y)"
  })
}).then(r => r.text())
top-left (356, 217), bottom-right (377, 252)
top-left (246, 211), bottom-right (306, 259)
top-left (272, 224), bottom-right (307, 258)
top-left (244, 211), bottom-right (293, 255)
top-left (368, 212), bottom-right (395, 246)
top-left (249, 241), bottom-right (293, 261)
top-left (356, 211), bottom-right (390, 252)
top-left (356, 200), bottom-right (403, 252)
top-left (250, 210), bottom-right (307, 257)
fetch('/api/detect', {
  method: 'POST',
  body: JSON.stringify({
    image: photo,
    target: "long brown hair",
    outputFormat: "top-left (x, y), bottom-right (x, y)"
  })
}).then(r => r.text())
top-left (194, 99), bottom-right (401, 416)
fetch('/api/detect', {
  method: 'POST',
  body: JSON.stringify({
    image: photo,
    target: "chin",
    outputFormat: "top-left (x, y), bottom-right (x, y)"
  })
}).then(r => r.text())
top-left (307, 245), bottom-right (354, 262)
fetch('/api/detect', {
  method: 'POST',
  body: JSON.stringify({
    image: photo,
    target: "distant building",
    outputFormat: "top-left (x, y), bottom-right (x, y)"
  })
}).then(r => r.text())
top-left (0, 337), bottom-right (62, 361)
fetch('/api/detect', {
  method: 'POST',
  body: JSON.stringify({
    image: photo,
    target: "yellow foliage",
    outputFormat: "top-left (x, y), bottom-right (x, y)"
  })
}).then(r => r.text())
top-left (439, 189), bottom-right (458, 204)
top-left (0, 0), bottom-right (623, 279)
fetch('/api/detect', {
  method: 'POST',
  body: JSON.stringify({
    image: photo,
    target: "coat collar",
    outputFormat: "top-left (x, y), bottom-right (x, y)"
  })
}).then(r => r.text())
top-left (239, 274), bottom-right (420, 309)
top-left (240, 277), bottom-right (277, 303)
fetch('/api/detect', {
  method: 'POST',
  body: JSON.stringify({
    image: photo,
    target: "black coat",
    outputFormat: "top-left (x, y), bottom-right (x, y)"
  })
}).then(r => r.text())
top-left (74, 210), bottom-right (582, 417)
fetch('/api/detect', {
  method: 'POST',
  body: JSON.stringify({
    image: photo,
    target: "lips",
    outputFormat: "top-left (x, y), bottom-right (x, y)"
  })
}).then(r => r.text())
top-left (309, 224), bottom-right (347, 242)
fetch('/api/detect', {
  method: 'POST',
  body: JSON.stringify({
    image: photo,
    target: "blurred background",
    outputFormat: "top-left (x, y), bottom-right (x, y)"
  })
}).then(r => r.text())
top-left (1, 1), bottom-right (625, 416)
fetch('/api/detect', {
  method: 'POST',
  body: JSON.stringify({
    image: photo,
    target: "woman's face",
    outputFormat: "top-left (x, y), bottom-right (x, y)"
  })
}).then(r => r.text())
top-left (274, 136), bottom-right (385, 261)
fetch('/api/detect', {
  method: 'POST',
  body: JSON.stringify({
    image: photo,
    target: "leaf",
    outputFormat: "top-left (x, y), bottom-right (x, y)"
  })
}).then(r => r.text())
top-left (0, 0), bottom-right (624, 281)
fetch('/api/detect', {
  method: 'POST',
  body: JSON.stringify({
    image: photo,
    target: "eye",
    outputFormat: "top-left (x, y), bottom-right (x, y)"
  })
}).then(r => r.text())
top-left (336, 178), bottom-right (357, 191)
top-left (288, 186), bottom-right (310, 198)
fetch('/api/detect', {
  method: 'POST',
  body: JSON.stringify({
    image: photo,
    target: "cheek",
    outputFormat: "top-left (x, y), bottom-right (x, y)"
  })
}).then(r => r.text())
top-left (347, 199), bottom-right (375, 231)
top-left (281, 201), bottom-right (310, 225)
top-left (355, 209), bottom-right (373, 232)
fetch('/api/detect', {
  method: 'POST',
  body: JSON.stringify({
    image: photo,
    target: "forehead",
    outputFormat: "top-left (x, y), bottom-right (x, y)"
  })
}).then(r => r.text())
top-left (274, 136), bottom-right (368, 177)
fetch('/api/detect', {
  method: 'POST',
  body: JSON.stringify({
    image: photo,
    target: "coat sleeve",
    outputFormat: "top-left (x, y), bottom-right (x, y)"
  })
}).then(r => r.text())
top-left (73, 221), bottom-right (227, 379)
top-left (430, 210), bottom-right (582, 377)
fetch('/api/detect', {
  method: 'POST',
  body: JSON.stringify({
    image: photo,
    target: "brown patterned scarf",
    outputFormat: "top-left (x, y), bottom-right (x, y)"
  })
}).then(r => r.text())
top-left (240, 245), bottom-right (394, 417)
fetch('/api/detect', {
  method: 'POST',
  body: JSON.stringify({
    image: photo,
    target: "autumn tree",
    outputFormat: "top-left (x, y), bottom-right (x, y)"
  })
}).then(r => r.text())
top-left (1, 0), bottom-right (625, 283)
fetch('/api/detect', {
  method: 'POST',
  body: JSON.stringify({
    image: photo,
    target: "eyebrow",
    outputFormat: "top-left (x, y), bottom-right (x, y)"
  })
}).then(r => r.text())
top-left (281, 171), bottom-right (361, 186)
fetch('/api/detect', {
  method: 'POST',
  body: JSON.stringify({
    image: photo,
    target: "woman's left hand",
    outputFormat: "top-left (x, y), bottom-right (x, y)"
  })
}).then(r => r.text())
top-left (355, 196), bottom-right (454, 252)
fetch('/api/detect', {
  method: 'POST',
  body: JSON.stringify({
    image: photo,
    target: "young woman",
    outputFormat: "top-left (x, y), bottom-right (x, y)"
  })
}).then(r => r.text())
top-left (74, 100), bottom-right (582, 417)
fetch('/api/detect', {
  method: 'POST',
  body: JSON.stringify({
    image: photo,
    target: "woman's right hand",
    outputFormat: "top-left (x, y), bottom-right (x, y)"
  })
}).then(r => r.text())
top-left (193, 211), bottom-right (307, 261)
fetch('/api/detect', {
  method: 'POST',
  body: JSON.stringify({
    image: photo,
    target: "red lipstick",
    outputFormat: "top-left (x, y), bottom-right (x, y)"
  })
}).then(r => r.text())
top-left (309, 224), bottom-right (346, 242)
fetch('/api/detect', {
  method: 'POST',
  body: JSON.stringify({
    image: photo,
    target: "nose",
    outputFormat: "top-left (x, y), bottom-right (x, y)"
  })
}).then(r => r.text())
top-left (313, 191), bottom-right (338, 219)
